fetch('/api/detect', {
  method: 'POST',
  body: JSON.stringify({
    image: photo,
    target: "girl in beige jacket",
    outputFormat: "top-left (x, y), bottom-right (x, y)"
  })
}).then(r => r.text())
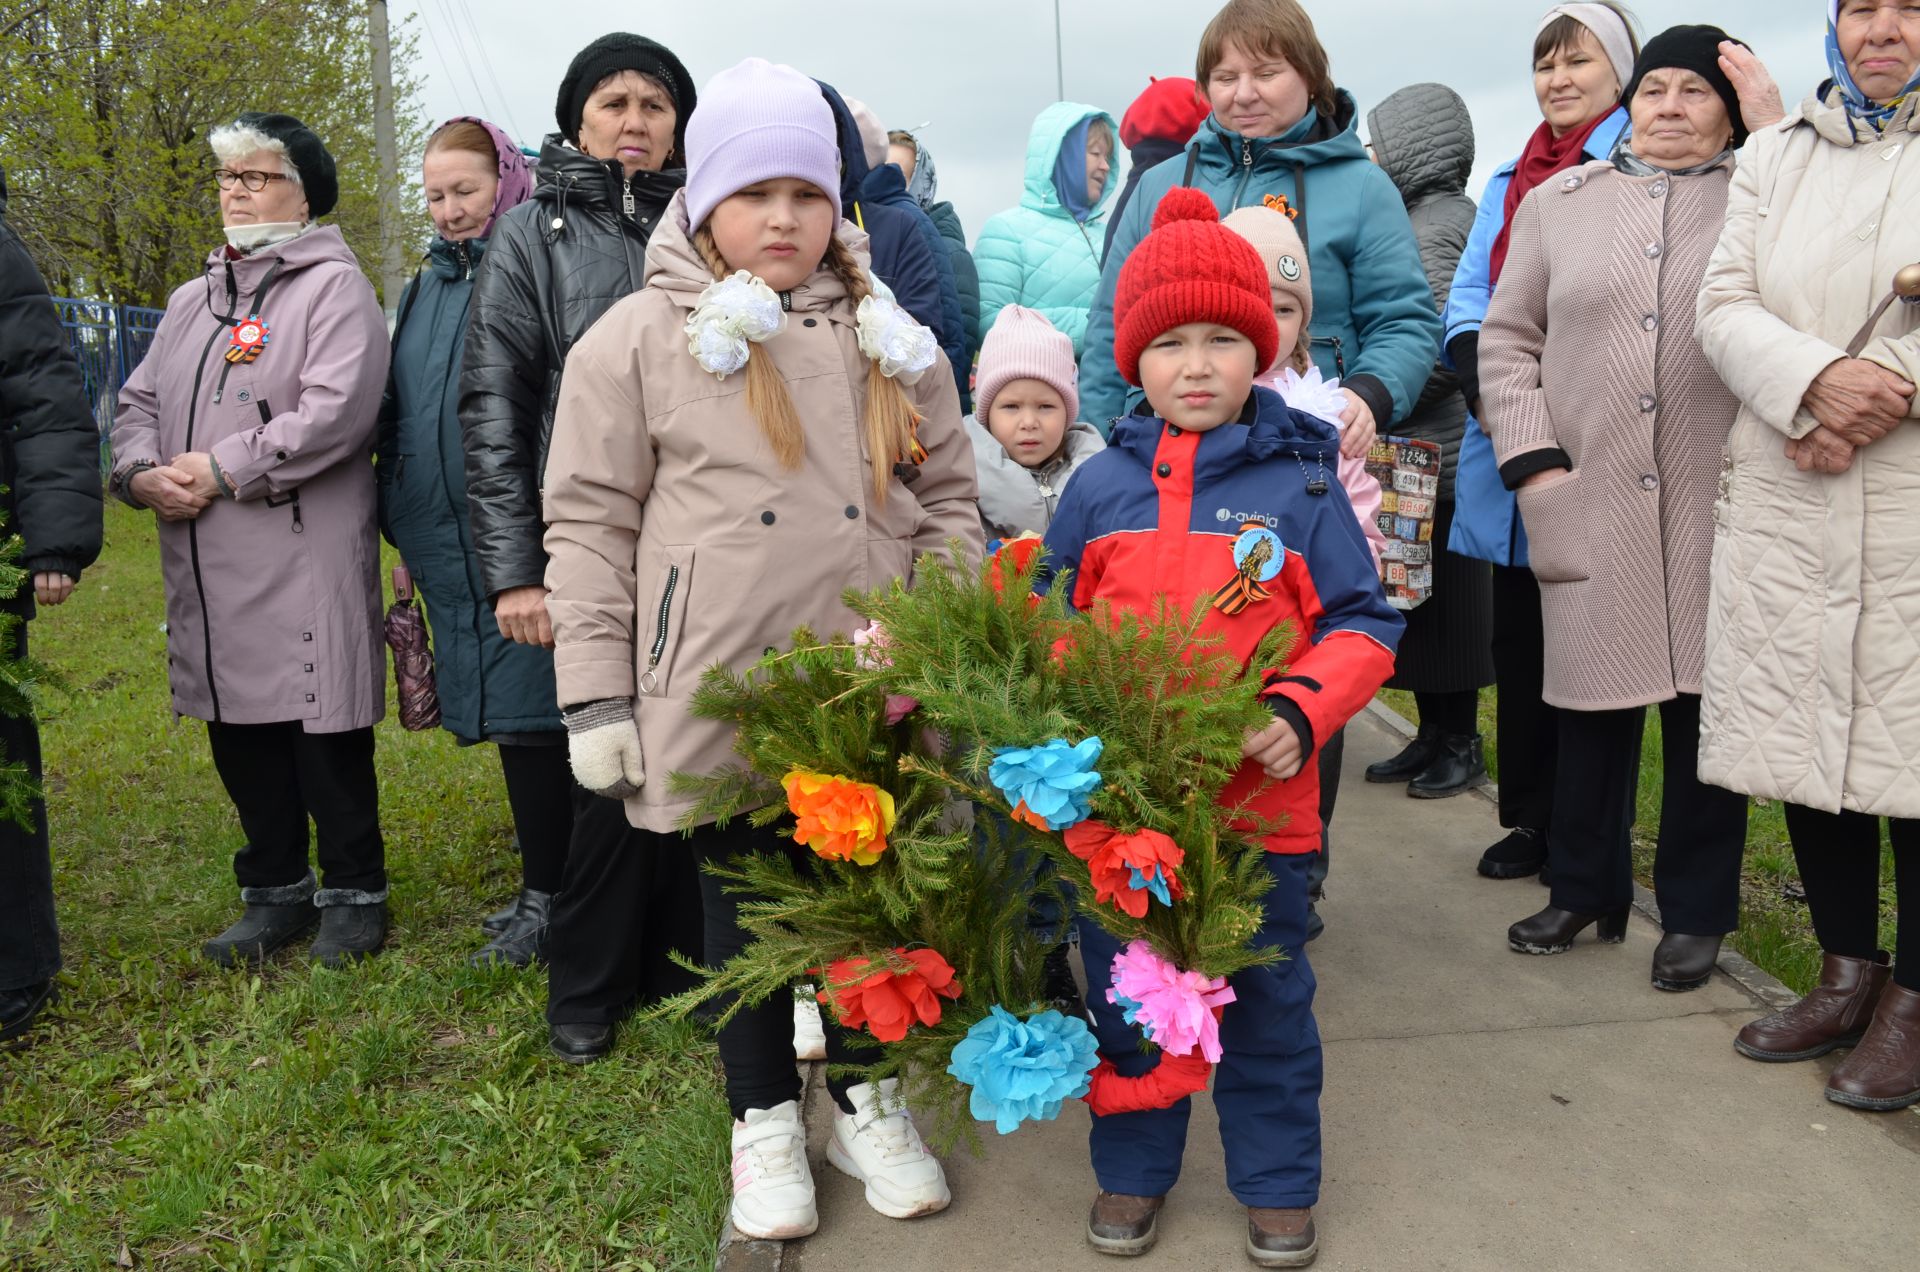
top-left (540, 59), bottom-right (982, 1240)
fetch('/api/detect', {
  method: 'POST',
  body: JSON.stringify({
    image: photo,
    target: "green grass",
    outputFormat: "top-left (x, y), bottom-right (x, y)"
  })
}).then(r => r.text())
top-left (0, 502), bottom-right (730, 1270)
top-left (1379, 688), bottom-right (1899, 996)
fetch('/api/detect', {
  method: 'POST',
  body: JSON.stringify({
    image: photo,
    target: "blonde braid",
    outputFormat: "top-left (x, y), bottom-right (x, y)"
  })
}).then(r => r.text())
top-left (825, 235), bottom-right (921, 504)
top-left (691, 226), bottom-right (805, 470)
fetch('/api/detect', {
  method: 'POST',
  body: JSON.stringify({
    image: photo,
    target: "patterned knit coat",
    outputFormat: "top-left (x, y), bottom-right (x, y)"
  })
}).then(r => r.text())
top-left (1478, 157), bottom-right (1736, 712)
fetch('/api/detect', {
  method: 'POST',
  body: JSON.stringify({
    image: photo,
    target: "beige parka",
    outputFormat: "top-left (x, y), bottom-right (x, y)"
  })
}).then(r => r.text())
top-left (1695, 90), bottom-right (1920, 819)
top-left (541, 191), bottom-right (982, 832)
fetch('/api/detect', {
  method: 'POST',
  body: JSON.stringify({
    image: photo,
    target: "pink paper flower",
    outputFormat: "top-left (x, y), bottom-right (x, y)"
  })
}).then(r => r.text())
top-left (1106, 940), bottom-right (1236, 1063)
top-left (884, 694), bottom-right (920, 725)
top-left (853, 620), bottom-right (893, 670)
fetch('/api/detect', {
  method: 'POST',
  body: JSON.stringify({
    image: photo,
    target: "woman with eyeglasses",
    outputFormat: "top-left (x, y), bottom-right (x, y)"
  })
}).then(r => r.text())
top-left (110, 112), bottom-right (393, 970)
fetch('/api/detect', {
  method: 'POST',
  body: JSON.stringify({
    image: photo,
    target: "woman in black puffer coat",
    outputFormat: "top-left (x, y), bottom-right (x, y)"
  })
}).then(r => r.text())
top-left (1362, 82), bottom-right (1497, 799)
top-left (457, 32), bottom-right (703, 1064)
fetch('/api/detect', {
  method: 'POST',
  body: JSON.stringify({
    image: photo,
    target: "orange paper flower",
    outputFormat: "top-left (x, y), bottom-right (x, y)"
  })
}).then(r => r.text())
top-left (1063, 821), bottom-right (1186, 918)
top-left (818, 947), bottom-right (963, 1042)
top-left (782, 770), bottom-right (897, 866)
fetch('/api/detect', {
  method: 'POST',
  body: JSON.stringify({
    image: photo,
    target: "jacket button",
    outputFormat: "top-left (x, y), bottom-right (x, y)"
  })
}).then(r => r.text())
top-left (276, 450), bottom-right (288, 460)
top-left (761, 510), bottom-right (775, 525)
top-left (304, 663), bottom-right (313, 672)
top-left (1167, 425), bottom-right (1182, 437)
top-left (803, 318), bottom-right (818, 327)
top-left (302, 632), bottom-right (313, 641)
top-left (1644, 242), bottom-right (1662, 259)
top-left (1639, 394), bottom-right (1657, 413)
top-left (1640, 473), bottom-right (1659, 491)
top-left (1649, 179), bottom-right (1669, 198)
top-left (237, 389), bottom-right (250, 402)
top-left (1156, 462), bottom-right (1171, 477)
top-left (1562, 175), bottom-right (1582, 190)
top-left (305, 694), bottom-right (315, 703)
top-left (844, 505), bottom-right (858, 519)
top-left (1642, 313), bottom-right (1658, 332)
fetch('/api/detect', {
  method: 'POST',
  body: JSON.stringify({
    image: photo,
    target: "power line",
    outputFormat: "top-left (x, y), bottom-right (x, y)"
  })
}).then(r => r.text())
top-left (451, 0), bottom-right (526, 145)
top-left (419, 0), bottom-right (498, 125)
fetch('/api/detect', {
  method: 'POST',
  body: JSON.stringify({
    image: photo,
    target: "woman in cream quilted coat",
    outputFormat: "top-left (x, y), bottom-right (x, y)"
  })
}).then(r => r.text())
top-left (1695, 0), bottom-right (1920, 1114)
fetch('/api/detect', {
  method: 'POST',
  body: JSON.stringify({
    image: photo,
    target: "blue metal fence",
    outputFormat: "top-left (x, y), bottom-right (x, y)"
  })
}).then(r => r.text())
top-left (50, 298), bottom-right (166, 429)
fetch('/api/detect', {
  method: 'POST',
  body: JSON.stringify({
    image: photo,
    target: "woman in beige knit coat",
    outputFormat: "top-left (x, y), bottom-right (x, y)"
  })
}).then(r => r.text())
top-left (1698, 0), bottom-right (1920, 1115)
top-left (1480, 26), bottom-right (1779, 992)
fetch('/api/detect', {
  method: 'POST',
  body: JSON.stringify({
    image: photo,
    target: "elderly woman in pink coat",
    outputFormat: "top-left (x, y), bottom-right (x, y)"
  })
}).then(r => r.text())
top-left (111, 112), bottom-right (391, 970)
top-left (1479, 27), bottom-right (1782, 992)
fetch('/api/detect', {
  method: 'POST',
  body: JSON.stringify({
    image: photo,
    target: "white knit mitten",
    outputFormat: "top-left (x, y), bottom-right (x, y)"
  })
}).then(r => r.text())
top-left (563, 698), bottom-right (644, 798)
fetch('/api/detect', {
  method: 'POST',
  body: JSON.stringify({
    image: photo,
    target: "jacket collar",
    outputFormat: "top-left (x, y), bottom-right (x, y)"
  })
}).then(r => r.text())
top-left (530, 133), bottom-right (685, 212)
top-left (1110, 386), bottom-right (1340, 481)
top-left (1186, 91), bottom-right (1366, 178)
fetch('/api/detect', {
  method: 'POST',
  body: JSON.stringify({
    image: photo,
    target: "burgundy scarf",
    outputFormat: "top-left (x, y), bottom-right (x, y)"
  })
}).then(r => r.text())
top-left (1490, 113), bottom-right (1609, 283)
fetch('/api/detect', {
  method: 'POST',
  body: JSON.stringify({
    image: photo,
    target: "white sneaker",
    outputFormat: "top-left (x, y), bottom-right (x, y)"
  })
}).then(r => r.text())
top-left (793, 987), bottom-right (827, 1061)
top-left (826, 1078), bottom-right (952, 1219)
top-left (730, 1101), bottom-right (818, 1240)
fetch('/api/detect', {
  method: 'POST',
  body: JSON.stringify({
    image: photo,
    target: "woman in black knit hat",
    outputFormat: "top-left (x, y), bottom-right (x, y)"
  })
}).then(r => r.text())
top-left (457, 32), bottom-right (702, 1063)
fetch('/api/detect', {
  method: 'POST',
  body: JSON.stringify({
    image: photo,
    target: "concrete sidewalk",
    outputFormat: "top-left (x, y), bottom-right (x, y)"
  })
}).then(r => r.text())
top-left (743, 706), bottom-right (1920, 1272)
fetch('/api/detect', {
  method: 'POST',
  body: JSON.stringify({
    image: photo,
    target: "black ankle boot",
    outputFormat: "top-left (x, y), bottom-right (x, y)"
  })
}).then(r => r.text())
top-left (1041, 943), bottom-right (1085, 1018)
top-left (471, 889), bottom-right (553, 967)
top-left (1408, 734), bottom-right (1489, 799)
top-left (480, 893), bottom-right (523, 935)
top-left (1508, 904), bottom-right (1629, 954)
top-left (550, 1020), bottom-right (613, 1064)
top-left (1365, 728), bottom-right (1438, 783)
top-left (310, 891), bottom-right (390, 968)
top-left (203, 873), bottom-right (319, 967)
top-left (1477, 827), bottom-right (1547, 880)
top-left (0, 980), bottom-right (57, 1044)
top-left (1652, 933), bottom-right (1722, 991)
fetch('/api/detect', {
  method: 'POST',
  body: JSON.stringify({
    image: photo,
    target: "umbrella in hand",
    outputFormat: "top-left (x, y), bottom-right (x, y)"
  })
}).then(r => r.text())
top-left (385, 564), bottom-right (442, 732)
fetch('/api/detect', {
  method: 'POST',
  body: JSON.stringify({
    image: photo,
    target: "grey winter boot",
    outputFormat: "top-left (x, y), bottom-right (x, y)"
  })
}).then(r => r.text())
top-left (470, 889), bottom-right (552, 968)
top-left (203, 872), bottom-right (321, 968)
top-left (309, 887), bottom-right (390, 968)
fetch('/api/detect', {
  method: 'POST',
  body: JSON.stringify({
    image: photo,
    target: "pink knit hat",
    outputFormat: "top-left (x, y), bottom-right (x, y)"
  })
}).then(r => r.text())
top-left (975, 306), bottom-right (1080, 424)
top-left (685, 58), bottom-right (843, 231)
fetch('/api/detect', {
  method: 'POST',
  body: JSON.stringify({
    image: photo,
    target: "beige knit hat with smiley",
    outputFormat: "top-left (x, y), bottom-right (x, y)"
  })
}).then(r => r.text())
top-left (1222, 203), bottom-right (1312, 332)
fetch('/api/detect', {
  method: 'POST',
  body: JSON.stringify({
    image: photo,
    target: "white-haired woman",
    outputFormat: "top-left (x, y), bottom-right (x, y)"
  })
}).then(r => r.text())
top-left (111, 112), bottom-right (392, 969)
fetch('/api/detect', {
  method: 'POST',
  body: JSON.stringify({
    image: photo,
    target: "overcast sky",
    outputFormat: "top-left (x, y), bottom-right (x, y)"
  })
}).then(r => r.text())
top-left (397, 0), bottom-right (1830, 240)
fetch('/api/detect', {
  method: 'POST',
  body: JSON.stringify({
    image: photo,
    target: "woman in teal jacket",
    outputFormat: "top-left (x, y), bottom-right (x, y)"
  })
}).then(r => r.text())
top-left (974, 101), bottom-right (1118, 356)
top-left (1079, 16), bottom-right (1441, 437)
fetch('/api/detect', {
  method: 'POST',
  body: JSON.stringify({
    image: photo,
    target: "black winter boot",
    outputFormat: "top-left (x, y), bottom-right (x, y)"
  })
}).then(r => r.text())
top-left (309, 888), bottom-right (390, 968)
top-left (470, 889), bottom-right (552, 967)
top-left (1477, 827), bottom-right (1547, 880)
top-left (1042, 942), bottom-right (1085, 1019)
top-left (1407, 734), bottom-right (1489, 799)
top-left (1365, 726), bottom-right (1438, 783)
top-left (0, 980), bottom-right (57, 1044)
top-left (203, 873), bottom-right (319, 967)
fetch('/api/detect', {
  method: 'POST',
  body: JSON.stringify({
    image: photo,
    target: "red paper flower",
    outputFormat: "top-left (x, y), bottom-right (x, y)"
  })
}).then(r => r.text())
top-left (1063, 821), bottom-right (1186, 919)
top-left (818, 947), bottom-right (963, 1042)
top-left (987, 534), bottom-right (1045, 602)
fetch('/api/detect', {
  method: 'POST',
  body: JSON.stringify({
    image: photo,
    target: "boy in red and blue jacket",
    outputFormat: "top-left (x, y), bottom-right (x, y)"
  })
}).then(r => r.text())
top-left (1036, 188), bottom-right (1401, 1266)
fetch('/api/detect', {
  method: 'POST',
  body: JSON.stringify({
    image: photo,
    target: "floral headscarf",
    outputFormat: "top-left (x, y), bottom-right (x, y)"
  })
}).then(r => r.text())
top-left (1826, 1), bottom-right (1920, 130)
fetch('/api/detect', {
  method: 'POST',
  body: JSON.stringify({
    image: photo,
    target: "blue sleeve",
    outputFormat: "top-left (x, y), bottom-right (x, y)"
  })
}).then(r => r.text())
top-left (915, 211), bottom-right (969, 384)
top-left (1442, 170), bottom-right (1508, 354)
top-left (973, 211), bottom-right (1022, 346)
top-left (1078, 169), bottom-right (1158, 430)
top-left (1344, 172), bottom-right (1445, 426)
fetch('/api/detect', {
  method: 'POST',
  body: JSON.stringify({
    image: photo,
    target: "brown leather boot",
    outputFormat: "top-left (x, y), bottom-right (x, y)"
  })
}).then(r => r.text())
top-left (1247, 1206), bottom-right (1318, 1267)
top-left (1086, 1191), bottom-right (1165, 1257)
top-left (1733, 951), bottom-right (1890, 1062)
top-left (1825, 981), bottom-right (1920, 1111)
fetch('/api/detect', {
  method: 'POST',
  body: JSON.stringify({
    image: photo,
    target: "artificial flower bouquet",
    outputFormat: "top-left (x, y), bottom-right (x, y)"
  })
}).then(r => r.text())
top-left (664, 540), bottom-right (1292, 1148)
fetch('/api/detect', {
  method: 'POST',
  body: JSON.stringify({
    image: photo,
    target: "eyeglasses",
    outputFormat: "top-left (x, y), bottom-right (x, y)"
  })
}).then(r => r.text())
top-left (213, 169), bottom-right (290, 192)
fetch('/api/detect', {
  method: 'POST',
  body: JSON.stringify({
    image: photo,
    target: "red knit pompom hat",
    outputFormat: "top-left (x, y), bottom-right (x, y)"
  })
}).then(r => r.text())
top-left (1113, 187), bottom-right (1279, 387)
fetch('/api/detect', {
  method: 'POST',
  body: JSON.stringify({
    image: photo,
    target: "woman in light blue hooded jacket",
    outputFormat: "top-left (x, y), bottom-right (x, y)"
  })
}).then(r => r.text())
top-left (973, 101), bottom-right (1118, 356)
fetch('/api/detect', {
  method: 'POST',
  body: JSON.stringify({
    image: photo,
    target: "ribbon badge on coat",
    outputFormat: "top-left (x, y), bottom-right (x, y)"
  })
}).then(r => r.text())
top-left (225, 317), bottom-right (270, 364)
top-left (1213, 522), bottom-right (1284, 617)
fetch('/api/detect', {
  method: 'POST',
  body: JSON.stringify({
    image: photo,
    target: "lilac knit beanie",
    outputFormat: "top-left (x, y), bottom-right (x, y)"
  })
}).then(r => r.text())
top-left (975, 306), bottom-right (1080, 424)
top-left (685, 58), bottom-right (843, 230)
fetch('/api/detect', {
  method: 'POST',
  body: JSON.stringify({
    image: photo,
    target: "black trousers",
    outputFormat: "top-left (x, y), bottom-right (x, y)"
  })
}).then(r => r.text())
top-left (1490, 564), bottom-right (1557, 831)
top-left (497, 742), bottom-right (572, 895)
top-left (545, 787), bottom-right (704, 1025)
top-left (1307, 728), bottom-right (1345, 897)
top-left (0, 625), bottom-right (56, 991)
top-left (690, 818), bottom-right (865, 1118)
top-left (1785, 806), bottom-right (1920, 992)
top-left (1547, 694), bottom-right (1748, 935)
top-left (205, 722), bottom-right (386, 894)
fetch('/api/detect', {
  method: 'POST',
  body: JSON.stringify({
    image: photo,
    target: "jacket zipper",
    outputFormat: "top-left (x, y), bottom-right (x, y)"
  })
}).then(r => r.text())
top-left (185, 262), bottom-right (239, 721)
top-left (1232, 138), bottom-right (1256, 207)
top-left (645, 565), bottom-right (679, 683)
top-left (455, 239), bottom-right (472, 280)
top-left (1310, 335), bottom-right (1346, 378)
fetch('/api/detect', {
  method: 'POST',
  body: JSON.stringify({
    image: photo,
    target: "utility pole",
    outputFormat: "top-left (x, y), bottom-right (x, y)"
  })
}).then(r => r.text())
top-left (368, 0), bottom-right (407, 315)
top-left (1053, 0), bottom-right (1065, 100)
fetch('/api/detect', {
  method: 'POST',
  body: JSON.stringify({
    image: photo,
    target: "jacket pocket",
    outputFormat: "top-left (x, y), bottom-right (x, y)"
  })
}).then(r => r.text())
top-left (638, 545), bottom-right (694, 697)
top-left (1516, 470), bottom-right (1590, 584)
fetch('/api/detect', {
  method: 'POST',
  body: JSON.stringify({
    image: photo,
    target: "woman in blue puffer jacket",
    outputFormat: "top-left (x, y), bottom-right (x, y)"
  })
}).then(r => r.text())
top-left (974, 101), bottom-right (1118, 356)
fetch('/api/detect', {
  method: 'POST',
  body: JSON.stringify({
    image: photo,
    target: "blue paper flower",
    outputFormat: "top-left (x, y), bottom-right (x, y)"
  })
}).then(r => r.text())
top-left (947, 1004), bottom-right (1102, 1134)
top-left (1126, 863), bottom-right (1174, 907)
top-left (989, 737), bottom-right (1104, 831)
